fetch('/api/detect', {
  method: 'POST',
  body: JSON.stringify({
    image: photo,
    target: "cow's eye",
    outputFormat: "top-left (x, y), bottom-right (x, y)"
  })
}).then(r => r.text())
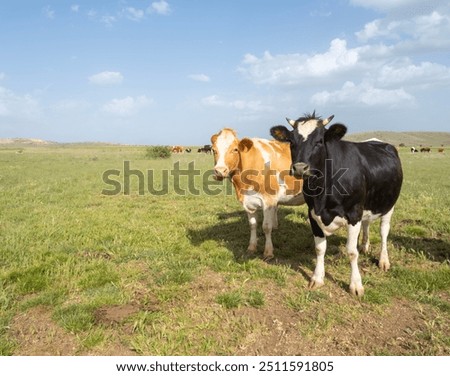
top-left (233, 148), bottom-right (239, 153)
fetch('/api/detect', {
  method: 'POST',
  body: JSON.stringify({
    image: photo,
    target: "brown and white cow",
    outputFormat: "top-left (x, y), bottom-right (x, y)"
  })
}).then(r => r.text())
top-left (211, 128), bottom-right (304, 260)
top-left (171, 145), bottom-right (184, 153)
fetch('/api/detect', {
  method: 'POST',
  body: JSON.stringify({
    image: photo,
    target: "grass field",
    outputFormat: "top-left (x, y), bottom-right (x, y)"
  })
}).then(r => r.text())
top-left (0, 143), bottom-right (449, 355)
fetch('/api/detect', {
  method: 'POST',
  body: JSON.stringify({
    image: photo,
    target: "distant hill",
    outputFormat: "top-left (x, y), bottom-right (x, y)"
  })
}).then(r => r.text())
top-left (345, 132), bottom-right (450, 147)
top-left (0, 138), bottom-right (57, 146)
top-left (2, 132), bottom-right (450, 148)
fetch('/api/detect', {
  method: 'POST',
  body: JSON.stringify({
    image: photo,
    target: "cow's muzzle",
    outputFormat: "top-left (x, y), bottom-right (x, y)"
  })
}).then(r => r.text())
top-left (213, 167), bottom-right (228, 181)
top-left (291, 162), bottom-right (310, 178)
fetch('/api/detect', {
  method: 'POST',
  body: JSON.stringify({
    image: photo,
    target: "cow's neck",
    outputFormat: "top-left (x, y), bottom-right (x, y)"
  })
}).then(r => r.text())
top-left (303, 145), bottom-right (333, 215)
top-left (231, 172), bottom-right (244, 202)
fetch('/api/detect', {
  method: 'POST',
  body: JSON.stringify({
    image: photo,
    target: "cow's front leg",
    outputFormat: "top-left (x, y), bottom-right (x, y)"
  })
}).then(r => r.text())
top-left (347, 222), bottom-right (364, 296)
top-left (262, 206), bottom-right (276, 260)
top-left (247, 211), bottom-right (258, 253)
top-left (310, 236), bottom-right (326, 289)
top-left (308, 212), bottom-right (326, 289)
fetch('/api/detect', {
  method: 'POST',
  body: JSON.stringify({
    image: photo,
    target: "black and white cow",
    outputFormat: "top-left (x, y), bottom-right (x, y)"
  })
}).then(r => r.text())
top-left (271, 112), bottom-right (403, 296)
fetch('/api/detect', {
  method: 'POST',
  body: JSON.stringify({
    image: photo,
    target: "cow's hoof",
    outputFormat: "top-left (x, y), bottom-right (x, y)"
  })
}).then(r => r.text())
top-left (263, 254), bottom-right (274, 262)
top-left (378, 259), bottom-right (390, 272)
top-left (263, 247), bottom-right (274, 261)
top-left (308, 278), bottom-right (324, 290)
top-left (349, 283), bottom-right (364, 297)
top-left (247, 244), bottom-right (257, 253)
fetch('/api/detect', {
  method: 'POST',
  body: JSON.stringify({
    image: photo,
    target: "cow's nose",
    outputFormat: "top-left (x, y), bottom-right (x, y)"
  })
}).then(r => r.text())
top-left (214, 167), bottom-right (228, 180)
top-left (291, 162), bottom-right (309, 177)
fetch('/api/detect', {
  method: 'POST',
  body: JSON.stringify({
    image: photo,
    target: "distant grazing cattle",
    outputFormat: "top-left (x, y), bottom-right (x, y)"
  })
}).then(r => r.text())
top-left (420, 147), bottom-right (431, 153)
top-left (185, 148), bottom-right (192, 153)
top-left (411, 147), bottom-right (418, 153)
top-left (211, 128), bottom-right (304, 260)
top-left (438, 148), bottom-right (444, 153)
top-left (171, 146), bottom-right (183, 153)
top-left (198, 145), bottom-right (212, 154)
top-left (271, 112), bottom-right (403, 296)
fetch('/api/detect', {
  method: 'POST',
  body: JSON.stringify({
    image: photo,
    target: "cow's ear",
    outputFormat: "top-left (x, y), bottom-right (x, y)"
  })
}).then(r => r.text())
top-left (324, 123), bottom-right (347, 142)
top-left (270, 126), bottom-right (291, 142)
top-left (238, 138), bottom-right (254, 152)
top-left (211, 133), bottom-right (218, 144)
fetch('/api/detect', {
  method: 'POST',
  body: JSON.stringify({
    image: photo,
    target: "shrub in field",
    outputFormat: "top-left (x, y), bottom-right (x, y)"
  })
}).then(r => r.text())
top-left (145, 146), bottom-right (171, 159)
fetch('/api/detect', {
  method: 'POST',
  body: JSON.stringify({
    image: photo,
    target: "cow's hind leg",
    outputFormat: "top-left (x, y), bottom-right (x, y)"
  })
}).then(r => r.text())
top-left (247, 211), bottom-right (258, 253)
top-left (379, 207), bottom-right (394, 271)
top-left (272, 206), bottom-right (279, 230)
top-left (262, 206), bottom-right (276, 260)
top-left (358, 219), bottom-right (370, 254)
top-left (347, 222), bottom-right (364, 296)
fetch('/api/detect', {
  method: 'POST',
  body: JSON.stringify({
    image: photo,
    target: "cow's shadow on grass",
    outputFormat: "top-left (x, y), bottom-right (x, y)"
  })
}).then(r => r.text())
top-left (390, 234), bottom-right (450, 263)
top-left (187, 208), bottom-right (450, 293)
top-left (187, 207), bottom-right (346, 282)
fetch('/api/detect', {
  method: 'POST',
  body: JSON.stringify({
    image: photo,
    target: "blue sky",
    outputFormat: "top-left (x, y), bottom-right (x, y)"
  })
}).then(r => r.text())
top-left (1, 0), bottom-right (449, 144)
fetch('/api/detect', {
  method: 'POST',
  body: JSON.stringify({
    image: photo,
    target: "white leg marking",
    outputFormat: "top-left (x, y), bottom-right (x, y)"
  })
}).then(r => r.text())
top-left (262, 206), bottom-right (276, 260)
top-left (347, 222), bottom-right (364, 296)
top-left (309, 236), bottom-right (326, 289)
top-left (379, 207), bottom-right (394, 271)
top-left (358, 220), bottom-right (370, 253)
top-left (247, 212), bottom-right (258, 253)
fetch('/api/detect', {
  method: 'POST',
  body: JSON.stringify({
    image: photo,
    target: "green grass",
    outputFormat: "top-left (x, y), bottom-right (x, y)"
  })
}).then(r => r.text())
top-left (0, 144), bottom-right (449, 355)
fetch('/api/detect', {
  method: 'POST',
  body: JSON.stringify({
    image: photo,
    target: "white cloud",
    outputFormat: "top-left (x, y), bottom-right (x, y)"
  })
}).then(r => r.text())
top-left (149, 1), bottom-right (171, 15)
top-left (100, 15), bottom-right (117, 27)
top-left (349, 0), bottom-right (426, 12)
top-left (356, 19), bottom-right (401, 42)
top-left (0, 73), bottom-right (5, 80)
top-left (355, 9), bottom-right (450, 53)
top-left (102, 96), bottom-right (153, 116)
top-left (123, 7), bottom-right (145, 22)
top-left (89, 71), bottom-right (123, 85)
top-left (86, 1), bottom-right (171, 27)
top-left (377, 61), bottom-right (450, 88)
top-left (311, 81), bottom-right (415, 107)
top-left (43, 6), bottom-right (55, 19)
top-left (239, 39), bottom-right (360, 85)
top-left (201, 95), bottom-right (272, 112)
top-left (71, 4), bottom-right (79, 13)
top-left (0, 86), bottom-right (40, 118)
top-left (188, 74), bottom-right (210, 82)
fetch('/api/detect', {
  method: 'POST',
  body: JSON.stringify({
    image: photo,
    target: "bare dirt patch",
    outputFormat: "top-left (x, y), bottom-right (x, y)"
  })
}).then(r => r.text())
top-left (9, 272), bottom-right (448, 355)
top-left (10, 304), bottom-right (141, 355)
top-left (94, 304), bottom-right (140, 326)
top-left (236, 296), bottom-right (445, 356)
top-left (10, 306), bottom-right (78, 355)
